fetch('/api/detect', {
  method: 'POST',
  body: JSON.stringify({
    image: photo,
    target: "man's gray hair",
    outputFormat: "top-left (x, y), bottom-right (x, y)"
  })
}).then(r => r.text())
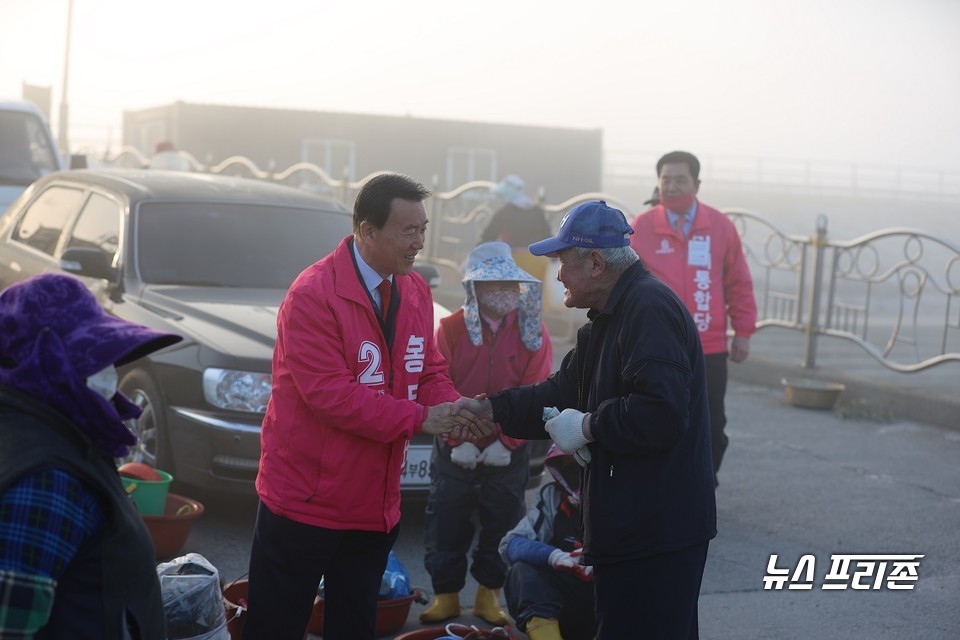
top-left (571, 245), bottom-right (639, 272)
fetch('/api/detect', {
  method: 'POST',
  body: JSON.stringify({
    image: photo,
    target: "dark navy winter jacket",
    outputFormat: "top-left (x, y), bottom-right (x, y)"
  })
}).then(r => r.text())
top-left (491, 260), bottom-right (717, 565)
top-left (0, 386), bottom-right (166, 639)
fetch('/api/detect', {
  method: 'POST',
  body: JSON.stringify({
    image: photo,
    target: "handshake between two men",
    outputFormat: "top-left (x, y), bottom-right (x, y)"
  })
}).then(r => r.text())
top-left (428, 395), bottom-right (594, 465)
top-left (418, 398), bottom-right (497, 442)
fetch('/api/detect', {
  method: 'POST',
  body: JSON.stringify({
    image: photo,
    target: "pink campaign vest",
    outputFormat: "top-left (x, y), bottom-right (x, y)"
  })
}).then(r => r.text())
top-left (630, 202), bottom-right (757, 355)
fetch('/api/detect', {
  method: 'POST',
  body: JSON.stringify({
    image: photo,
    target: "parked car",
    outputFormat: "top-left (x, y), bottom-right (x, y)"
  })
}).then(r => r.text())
top-left (0, 169), bottom-right (547, 494)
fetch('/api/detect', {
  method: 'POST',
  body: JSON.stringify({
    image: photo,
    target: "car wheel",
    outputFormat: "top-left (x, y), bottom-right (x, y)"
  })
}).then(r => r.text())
top-left (119, 369), bottom-right (173, 473)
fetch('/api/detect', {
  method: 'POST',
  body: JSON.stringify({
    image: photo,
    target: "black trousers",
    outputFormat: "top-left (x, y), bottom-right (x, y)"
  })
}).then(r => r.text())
top-left (504, 560), bottom-right (597, 640)
top-left (423, 441), bottom-right (529, 593)
top-left (593, 542), bottom-right (709, 640)
top-left (705, 353), bottom-right (729, 477)
top-left (241, 501), bottom-right (399, 640)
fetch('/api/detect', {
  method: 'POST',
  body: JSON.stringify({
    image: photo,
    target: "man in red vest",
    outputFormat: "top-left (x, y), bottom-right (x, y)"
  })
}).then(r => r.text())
top-left (630, 151), bottom-right (757, 485)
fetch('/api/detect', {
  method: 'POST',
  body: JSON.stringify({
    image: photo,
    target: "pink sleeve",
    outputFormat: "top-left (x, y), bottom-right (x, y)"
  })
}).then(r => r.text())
top-left (722, 225), bottom-right (758, 338)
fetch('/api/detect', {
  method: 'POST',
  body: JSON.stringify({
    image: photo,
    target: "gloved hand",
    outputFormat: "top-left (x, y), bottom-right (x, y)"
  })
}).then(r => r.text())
top-left (548, 548), bottom-right (594, 582)
top-left (548, 548), bottom-right (578, 572)
top-left (573, 446), bottom-right (591, 468)
top-left (450, 442), bottom-right (481, 469)
top-left (568, 548), bottom-right (594, 581)
top-left (477, 440), bottom-right (512, 467)
top-left (545, 409), bottom-right (591, 453)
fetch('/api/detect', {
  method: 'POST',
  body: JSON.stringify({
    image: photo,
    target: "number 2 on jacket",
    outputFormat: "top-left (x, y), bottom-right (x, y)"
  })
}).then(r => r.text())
top-left (357, 341), bottom-right (384, 385)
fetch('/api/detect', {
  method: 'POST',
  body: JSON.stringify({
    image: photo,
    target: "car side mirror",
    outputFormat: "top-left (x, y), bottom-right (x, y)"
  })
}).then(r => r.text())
top-left (61, 247), bottom-right (117, 281)
top-left (413, 263), bottom-right (441, 288)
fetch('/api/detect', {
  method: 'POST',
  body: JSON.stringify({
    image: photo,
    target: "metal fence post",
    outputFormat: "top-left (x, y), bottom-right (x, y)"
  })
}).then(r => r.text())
top-left (340, 166), bottom-right (350, 207)
top-left (802, 215), bottom-right (829, 368)
top-left (427, 174), bottom-right (441, 262)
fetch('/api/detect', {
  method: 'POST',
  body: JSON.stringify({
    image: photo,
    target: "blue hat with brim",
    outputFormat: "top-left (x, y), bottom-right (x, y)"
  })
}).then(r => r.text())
top-left (528, 200), bottom-right (633, 256)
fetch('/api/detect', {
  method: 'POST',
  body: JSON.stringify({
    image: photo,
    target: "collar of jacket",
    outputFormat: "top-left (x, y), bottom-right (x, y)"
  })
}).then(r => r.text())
top-left (332, 236), bottom-right (420, 307)
top-left (586, 260), bottom-right (649, 322)
top-left (333, 236), bottom-right (378, 307)
top-left (0, 384), bottom-right (97, 458)
top-left (652, 201), bottom-right (713, 235)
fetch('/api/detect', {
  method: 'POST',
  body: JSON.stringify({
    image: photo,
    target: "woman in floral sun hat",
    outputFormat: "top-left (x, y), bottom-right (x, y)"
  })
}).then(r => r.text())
top-left (421, 242), bottom-right (554, 626)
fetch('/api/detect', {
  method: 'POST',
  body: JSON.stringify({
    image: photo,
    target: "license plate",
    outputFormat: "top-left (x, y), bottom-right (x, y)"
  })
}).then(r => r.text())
top-left (400, 444), bottom-right (432, 487)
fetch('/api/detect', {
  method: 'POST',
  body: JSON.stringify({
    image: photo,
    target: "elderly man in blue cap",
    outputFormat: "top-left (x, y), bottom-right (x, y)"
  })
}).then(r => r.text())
top-left (458, 201), bottom-right (717, 639)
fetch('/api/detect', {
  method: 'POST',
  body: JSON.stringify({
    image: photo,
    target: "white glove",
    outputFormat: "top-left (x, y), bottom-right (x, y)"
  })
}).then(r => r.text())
top-left (573, 446), bottom-right (591, 468)
top-left (549, 548), bottom-right (594, 582)
top-left (548, 548), bottom-right (578, 572)
top-left (450, 442), bottom-right (481, 469)
top-left (477, 440), bottom-right (512, 467)
top-left (568, 548), bottom-right (594, 581)
top-left (545, 409), bottom-right (591, 453)
top-left (545, 406), bottom-right (590, 465)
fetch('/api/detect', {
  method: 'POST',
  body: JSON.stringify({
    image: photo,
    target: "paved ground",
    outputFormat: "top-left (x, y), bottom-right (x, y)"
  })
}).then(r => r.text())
top-left (698, 381), bottom-right (959, 639)
top-left (182, 330), bottom-right (959, 639)
top-left (380, 379), bottom-right (960, 639)
top-left (735, 326), bottom-right (959, 431)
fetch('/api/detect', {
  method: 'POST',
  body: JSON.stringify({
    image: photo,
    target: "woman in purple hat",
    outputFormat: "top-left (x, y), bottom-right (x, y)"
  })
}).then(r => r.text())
top-left (0, 273), bottom-right (182, 639)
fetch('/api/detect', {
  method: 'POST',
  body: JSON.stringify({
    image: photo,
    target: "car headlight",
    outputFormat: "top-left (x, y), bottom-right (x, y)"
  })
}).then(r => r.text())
top-left (203, 368), bottom-right (272, 413)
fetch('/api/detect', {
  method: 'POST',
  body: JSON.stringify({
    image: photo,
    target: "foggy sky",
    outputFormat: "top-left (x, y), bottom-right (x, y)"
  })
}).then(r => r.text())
top-left (1, 0), bottom-right (958, 171)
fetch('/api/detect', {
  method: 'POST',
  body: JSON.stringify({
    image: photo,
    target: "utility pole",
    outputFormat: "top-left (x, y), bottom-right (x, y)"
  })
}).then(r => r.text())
top-left (59, 0), bottom-right (74, 160)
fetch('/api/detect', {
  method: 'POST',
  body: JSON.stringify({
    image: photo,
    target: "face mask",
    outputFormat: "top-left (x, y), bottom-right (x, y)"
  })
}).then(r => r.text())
top-left (660, 193), bottom-right (695, 214)
top-left (477, 289), bottom-right (520, 317)
top-left (86, 364), bottom-right (118, 400)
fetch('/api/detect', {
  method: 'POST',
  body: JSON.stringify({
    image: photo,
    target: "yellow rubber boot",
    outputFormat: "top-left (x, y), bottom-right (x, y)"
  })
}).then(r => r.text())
top-left (473, 585), bottom-right (510, 626)
top-left (419, 592), bottom-right (461, 623)
top-left (525, 616), bottom-right (563, 640)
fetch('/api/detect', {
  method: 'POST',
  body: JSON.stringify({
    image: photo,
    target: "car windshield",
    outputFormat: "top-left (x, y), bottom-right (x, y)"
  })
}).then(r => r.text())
top-left (135, 201), bottom-right (350, 288)
top-left (0, 111), bottom-right (60, 186)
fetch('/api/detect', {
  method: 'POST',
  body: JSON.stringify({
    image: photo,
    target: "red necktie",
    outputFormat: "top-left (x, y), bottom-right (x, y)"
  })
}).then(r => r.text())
top-left (377, 279), bottom-right (391, 320)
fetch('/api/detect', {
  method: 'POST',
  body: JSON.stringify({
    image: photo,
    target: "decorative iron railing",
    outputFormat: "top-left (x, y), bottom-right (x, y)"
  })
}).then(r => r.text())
top-left (723, 209), bottom-right (960, 373)
top-left (100, 152), bottom-right (960, 374)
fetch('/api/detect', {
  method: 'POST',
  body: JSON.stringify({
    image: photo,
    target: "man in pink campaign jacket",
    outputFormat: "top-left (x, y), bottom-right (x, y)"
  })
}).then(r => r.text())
top-left (242, 173), bottom-right (493, 640)
top-left (630, 151), bottom-right (757, 486)
top-left (421, 241), bottom-right (553, 626)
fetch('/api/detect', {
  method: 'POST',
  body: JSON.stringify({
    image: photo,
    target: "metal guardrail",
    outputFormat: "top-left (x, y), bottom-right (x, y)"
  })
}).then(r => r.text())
top-left (723, 209), bottom-right (960, 373)
top-left (100, 152), bottom-right (960, 373)
top-left (95, 143), bottom-right (960, 202)
top-left (606, 150), bottom-right (960, 202)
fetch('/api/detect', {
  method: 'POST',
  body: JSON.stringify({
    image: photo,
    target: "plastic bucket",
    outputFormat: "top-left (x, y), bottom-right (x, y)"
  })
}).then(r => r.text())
top-left (222, 579), bottom-right (248, 640)
top-left (394, 626), bottom-right (520, 640)
top-left (143, 493), bottom-right (205, 560)
top-left (309, 589), bottom-right (420, 637)
top-left (121, 469), bottom-right (173, 515)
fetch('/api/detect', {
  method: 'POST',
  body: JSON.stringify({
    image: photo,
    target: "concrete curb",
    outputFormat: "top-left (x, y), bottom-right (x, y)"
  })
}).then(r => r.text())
top-left (730, 355), bottom-right (960, 432)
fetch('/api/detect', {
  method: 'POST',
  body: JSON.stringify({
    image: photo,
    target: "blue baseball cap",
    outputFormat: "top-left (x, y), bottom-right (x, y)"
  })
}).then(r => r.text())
top-left (528, 200), bottom-right (633, 256)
